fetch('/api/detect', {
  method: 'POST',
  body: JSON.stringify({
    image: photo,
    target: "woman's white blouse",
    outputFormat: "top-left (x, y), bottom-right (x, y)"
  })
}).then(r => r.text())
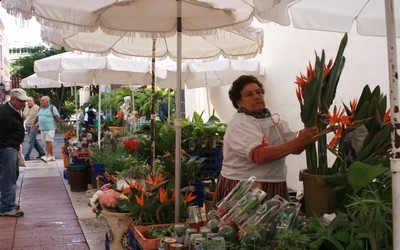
top-left (221, 112), bottom-right (297, 182)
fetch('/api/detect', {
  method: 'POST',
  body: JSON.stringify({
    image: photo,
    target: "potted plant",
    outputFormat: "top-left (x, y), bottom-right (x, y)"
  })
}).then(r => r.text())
top-left (182, 110), bottom-right (227, 150)
top-left (294, 33), bottom-right (391, 217)
top-left (89, 184), bottom-right (131, 250)
top-left (293, 33), bottom-right (347, 216)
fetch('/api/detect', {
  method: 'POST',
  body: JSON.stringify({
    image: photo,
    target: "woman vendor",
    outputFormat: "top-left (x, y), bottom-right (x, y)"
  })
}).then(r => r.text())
top-left (213, 75), bottom-right (318, 205)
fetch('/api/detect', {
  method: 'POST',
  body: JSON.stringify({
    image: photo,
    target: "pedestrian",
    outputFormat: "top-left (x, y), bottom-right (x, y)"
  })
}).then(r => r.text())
top-left (23, 96), bottom-right (45, 160)
top-left (33, 96), bottom-right (61, 162)
top-left (84, 104), bottom-right (97, 129)
top-left (157, 96), bottom-right (168, 121)
top-left (0, 88), bottom-right (27, 217)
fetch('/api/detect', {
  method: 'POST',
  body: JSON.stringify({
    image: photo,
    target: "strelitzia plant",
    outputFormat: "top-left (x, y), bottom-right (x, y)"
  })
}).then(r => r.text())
top-left (294, 33), bottom-right (347, 175)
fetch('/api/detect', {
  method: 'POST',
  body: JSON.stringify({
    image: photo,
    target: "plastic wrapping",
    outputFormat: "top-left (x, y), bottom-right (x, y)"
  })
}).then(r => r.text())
top-left (239, 195), bottom-right (285, 234)
top-left (274, 202), bottom-right (302, 235)
top-left (220, 187), bottom-right (266, 228)
top-left (215, 176), bottom-right (256, 218)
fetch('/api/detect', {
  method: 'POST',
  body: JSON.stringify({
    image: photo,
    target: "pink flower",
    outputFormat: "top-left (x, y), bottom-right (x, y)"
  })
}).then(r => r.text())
top-left (98, 189), bottom-right (121, 208)
top-left (99, 183), bottom-right (112, 191)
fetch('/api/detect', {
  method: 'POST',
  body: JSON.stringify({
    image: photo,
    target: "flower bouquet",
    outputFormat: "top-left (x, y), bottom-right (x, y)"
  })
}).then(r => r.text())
top-left (89, 183), bottom-right (130, 217)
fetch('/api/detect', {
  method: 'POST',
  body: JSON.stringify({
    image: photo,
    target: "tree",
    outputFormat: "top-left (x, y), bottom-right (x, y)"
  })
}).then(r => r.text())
top-left (10, 45), bottom-right (75, 119)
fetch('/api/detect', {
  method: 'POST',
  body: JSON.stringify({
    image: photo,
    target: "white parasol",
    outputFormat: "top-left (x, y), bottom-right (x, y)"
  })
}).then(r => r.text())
top-left (155, 58), bottom-right (265, 117)
top-left (1, 0), bottom-right (261, 222)
top-left (33, 52), bottom-right (158, 147)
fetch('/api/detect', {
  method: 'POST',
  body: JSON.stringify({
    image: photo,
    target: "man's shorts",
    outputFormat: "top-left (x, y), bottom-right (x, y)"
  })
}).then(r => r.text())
top-left (41, 130), bottom-right (55, 142)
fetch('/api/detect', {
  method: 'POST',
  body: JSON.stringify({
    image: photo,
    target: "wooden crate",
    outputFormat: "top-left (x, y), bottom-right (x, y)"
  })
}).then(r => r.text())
top-left (132, 222), bottom-right (172, 250)
top-left (129, 219), bottom-right (205, 250)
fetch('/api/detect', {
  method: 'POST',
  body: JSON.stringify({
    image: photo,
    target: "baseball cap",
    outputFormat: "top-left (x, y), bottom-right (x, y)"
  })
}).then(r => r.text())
top-left (10, 88), bottom-right (28, 101)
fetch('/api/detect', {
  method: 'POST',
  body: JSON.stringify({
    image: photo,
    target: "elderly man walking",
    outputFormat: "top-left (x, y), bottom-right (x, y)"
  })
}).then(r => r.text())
top-left (23, 96), bottom-right (45, 160)
top-left (33, 96), bottom-right (61, 162)
top-left (0, 88), bottom-right (27, 217)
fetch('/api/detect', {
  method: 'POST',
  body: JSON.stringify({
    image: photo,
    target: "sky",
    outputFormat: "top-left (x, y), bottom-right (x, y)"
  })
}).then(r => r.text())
top-left (0, 7), bottom-right (43, 47)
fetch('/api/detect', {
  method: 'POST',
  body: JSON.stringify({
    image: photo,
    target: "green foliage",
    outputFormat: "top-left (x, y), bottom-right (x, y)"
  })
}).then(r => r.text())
top-left (100, 87), bottom-right (132, 111)
top-left (147, 225), bottom-right (174, 239)
top-left (92, 87), bottom-right (174, 120)
top-left (302, 213), bottom-right (350, 250)
top-left (88, 142), bottom-right (131, 174)
top-left (136, 121), bottom-right (175, 159)
top-left (182, 110), bottom-right (227, 150)
top-left (346, 186), bottom-right (393, 250)
top-left (61, 102), bottom-right (76, 120)
top-left (159, 151), bottom-right (205, 185)
top-left (331, 85), bottom-right (391, 174)
top-left (299, 170), bottom-right (392, 250)
top-left (325, 85), bottom-right (391, 210)
top-left (11, 45), bottom-right (63, 77)
top-left (116, 157), bottom-right (150, 180)
top-left (346, 161), bottom-right (388, 191)
top-left (274, 228), bottom-right (311, 250)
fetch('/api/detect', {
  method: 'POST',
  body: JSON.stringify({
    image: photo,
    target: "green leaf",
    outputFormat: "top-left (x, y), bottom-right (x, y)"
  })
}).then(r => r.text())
top-left (347, 161), bottom-right (388, 190)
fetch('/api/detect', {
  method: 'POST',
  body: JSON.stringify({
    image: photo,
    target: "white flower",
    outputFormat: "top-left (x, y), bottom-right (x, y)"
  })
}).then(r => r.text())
top-left (89, 190), bottom-right (104, 209)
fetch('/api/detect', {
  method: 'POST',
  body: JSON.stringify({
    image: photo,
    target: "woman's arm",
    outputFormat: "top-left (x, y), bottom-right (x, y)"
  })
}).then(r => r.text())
top-left (251, 126), bottom-right (318, 164)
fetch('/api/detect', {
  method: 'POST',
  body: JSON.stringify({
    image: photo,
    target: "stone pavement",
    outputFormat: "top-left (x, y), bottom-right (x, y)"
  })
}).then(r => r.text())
top-left (0, 133), bottom-right (107, 250)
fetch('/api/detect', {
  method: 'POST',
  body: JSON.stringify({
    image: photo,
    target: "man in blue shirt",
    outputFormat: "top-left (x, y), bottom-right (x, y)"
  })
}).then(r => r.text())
top-left (33, 96), bottom-right (61, 162)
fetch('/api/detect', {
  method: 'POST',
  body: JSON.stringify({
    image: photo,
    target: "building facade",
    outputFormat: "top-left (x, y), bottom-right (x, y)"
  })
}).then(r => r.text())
top-left (0, 18), bottom-right (10, 104)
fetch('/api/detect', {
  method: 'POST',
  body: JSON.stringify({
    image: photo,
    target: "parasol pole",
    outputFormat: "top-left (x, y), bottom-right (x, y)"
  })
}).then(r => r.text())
top-left (385, 0), bottom-right (400, 248)
top-left (95, 79), bottom-right (101, 148)
top-left (204, 73), bottom-right (211, 118)
top-left (74, 83), bottom-right (79, 139)
top-left (98, 85), bottom-right (101, 148)
top-left (132, 87), bottom-right (137, 132)
top-left (150, 38), bottom-right (156, 174)
top-left (168, 88), bottom-right (171, 123)
top-left (175, 0), bottom-right (183, 223)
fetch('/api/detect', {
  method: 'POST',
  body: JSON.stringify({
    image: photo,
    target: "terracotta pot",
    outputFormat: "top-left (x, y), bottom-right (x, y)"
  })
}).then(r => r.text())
top-left (102, 210), bottom-right (129, 250)
top-left (299, 169), bottom-right (336, 217)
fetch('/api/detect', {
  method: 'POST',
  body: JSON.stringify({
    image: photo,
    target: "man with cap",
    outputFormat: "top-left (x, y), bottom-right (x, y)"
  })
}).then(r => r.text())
top-left (0, 88), bottom-right (27, 217)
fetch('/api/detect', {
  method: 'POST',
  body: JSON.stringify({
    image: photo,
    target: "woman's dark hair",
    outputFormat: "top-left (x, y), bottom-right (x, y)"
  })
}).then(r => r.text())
top-left (228, 75), bottom-right (264, 109)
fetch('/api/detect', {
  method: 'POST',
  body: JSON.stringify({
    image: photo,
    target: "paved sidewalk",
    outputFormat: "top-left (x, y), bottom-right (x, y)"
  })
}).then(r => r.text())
top-left (0, 133), bottom-right (107, 250)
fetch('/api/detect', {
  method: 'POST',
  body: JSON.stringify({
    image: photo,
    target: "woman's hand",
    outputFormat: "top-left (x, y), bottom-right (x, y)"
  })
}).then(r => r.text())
top-left (297, 126), bottom-right (319, 146)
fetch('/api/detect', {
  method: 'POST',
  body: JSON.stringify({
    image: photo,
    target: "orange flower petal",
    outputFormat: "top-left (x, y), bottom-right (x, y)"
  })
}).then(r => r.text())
top-left (135, 193), bottom-right (144, 206)
top-left (185, 192), bottom-right (197, 203)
